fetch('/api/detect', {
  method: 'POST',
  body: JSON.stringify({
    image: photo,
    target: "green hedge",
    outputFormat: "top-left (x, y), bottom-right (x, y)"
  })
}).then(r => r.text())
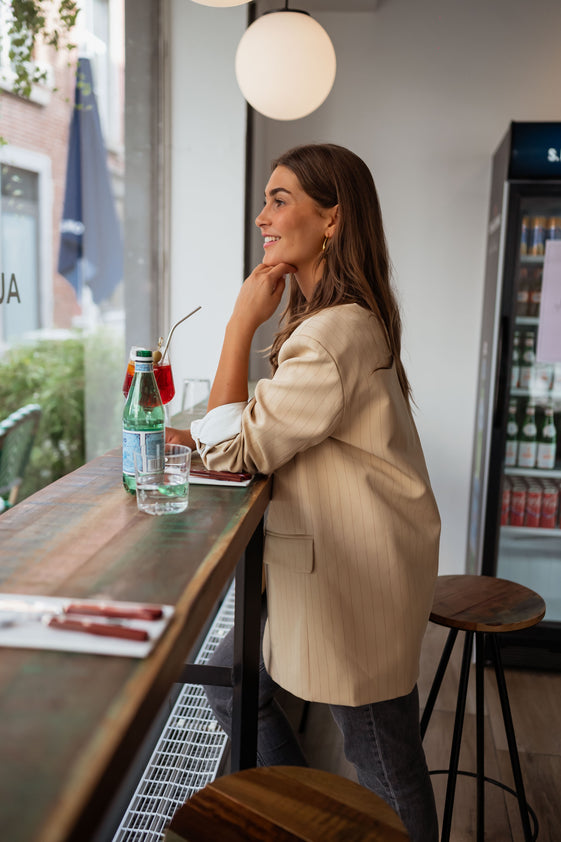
top-left (0, 336), bottom-right (85, 500)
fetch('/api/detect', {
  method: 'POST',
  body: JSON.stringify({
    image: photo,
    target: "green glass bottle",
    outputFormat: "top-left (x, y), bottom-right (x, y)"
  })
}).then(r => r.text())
top-left (517, 402), bottom-right (537, 469)
top-left (122, 348), bottom-right (165, 494)
top-left (537, 405), bottom-right (557, 470)
top-left (504, 400), bottom-right (519, 467)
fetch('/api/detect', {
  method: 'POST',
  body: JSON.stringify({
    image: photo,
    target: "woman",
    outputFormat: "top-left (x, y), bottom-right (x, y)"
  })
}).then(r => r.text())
top-left (167, 143), bottom-right (440, 841)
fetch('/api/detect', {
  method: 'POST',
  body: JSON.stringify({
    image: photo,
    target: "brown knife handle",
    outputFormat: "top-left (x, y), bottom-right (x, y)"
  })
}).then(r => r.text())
top-left (49, 617), bottom-right (149, 642)
top-left (66, 603), bottom-right (163, 621)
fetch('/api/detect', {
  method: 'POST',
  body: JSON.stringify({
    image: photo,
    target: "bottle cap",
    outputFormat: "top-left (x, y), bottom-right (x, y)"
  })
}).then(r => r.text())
top-left (134, 348), bottom-right (153, 361)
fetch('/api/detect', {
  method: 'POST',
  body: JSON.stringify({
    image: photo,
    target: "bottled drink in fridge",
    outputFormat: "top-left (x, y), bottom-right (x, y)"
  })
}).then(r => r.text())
top-left (519, 333), bottom-right (536, 391)
top-left (122, 348), bottom-right (165, 494)
top-left (518, 402), bottom-right (537, 468)
top-left (516, 269), bottom-right (530, 317)
top-left (537, 405), bottom-right (557, 470)
top-left (510, 331), bottom-right (520, 389)
top-left (528, 269), bottom-right (542, 318)
top-left (505, 401), bottom-right (519, 466)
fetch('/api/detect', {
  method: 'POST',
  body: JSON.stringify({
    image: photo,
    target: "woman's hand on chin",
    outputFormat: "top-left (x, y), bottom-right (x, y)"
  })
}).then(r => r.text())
top-left (166, 427), bottom-right (196, 449)
top-left (231, 261), bottom-right (296, 333)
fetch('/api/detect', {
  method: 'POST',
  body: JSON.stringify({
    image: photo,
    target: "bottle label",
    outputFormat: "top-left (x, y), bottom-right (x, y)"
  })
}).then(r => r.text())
top-left (134, 361), bottom-right (153, 374)
top-left (122, 430), bottom-right (165, 476)
top-left (519, 367), bottom-right (533, 389)
top-left (505, 440), bottom-right (518, 466)
top-left (522, 423), bottom-right (537, 437)
top-left (518, 442), bottom-right (537, 468)
top-left (537, 443), bottom-right (556, 470)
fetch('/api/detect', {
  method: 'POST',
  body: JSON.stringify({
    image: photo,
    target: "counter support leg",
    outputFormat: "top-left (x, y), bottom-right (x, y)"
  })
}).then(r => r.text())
top-left (230, 516), bottom-right (264, 771)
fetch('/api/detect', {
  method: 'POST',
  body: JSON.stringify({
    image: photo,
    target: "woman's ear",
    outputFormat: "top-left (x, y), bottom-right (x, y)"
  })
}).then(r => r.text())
top-left (325, 204), bottom-right (339, 238)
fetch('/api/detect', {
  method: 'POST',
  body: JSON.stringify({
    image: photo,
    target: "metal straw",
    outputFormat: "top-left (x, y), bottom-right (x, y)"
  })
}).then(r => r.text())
top-left (154, 306), bottom-right (202, 363)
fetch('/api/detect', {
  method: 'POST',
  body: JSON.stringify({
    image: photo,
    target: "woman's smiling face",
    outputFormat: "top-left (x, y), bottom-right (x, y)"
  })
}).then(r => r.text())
top-left (255, 166), bottom-right (337, 300)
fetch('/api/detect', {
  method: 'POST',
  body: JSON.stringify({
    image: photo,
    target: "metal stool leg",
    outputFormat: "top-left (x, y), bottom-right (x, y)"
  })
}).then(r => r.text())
top-left (421, 627), bottom-right (459, 739)
top-left (475, 632), bottom-right (485, 842)
top-left (489, 635), bottom-right (534, 842)
top-left (441, 630), bottom-right (474, 842)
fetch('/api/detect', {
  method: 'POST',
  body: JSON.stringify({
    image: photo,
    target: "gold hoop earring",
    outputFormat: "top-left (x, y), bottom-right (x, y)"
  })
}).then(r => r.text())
top-left (322, 236), bottom-right (329, 252)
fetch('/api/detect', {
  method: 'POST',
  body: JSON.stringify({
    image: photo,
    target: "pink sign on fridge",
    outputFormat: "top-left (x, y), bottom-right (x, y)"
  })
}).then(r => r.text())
top-left (537, 239), bottom-right (561, 362)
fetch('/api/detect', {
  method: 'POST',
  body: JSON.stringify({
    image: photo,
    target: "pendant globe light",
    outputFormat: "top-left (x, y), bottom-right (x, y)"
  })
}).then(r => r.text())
top-left (235, 4), bottom-right (336, 121)
top-left (191, 1), bottom-right (251, 6)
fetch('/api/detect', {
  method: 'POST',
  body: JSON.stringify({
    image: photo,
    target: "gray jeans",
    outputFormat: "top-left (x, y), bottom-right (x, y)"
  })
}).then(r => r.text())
top-left (204, 598), bottom-right (438, 842)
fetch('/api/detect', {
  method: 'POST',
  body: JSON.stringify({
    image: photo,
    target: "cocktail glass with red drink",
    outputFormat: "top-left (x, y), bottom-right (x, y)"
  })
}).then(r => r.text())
top-left (122, 308), bottom-right (201, 409)
top-left (122, 346), bottom-right (176, 405)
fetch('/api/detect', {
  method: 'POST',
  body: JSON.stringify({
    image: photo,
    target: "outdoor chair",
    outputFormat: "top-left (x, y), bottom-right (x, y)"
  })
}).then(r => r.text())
top-left (0, 404), bottom-right (41, 511)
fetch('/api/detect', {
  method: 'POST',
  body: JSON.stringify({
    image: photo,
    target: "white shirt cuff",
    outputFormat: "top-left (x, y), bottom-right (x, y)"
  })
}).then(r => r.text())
top-left (190, 402), bottom-right (247, 456)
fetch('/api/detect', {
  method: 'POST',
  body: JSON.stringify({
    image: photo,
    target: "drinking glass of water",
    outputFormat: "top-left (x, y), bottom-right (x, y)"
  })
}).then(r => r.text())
top-left (134, 444), bottom-right (191, 515)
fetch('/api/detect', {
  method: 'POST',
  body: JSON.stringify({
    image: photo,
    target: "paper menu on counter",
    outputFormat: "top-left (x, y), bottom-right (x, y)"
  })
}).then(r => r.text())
top-left (0, 595), bottom-right (174, 658)
top-left (189, 453), bottom-right (253, 487)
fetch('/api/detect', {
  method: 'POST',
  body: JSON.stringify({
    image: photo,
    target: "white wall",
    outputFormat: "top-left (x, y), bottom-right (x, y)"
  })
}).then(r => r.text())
top-left (248, 0), bottom-right (561, 574)
top-left (168, 1), bottom-right (247, 413)
top-left (168, 0), bottom-right (561, 576)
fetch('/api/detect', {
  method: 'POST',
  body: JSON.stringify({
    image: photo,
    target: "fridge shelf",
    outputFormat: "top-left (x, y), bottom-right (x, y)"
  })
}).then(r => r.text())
top-left (504, 466), bottom-right (561, 479)
top-left (509, 388), bottom-right (561, 401)
top-left (501, 525), bottom-right (561, 538)
top-left (514, 316), bottom-right (539, 326)
top-left (519, 255), bottom-right (544, 265)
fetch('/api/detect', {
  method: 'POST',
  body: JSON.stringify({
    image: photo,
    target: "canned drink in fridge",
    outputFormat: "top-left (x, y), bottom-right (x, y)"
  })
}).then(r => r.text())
top-left (501, 479), bottom-right (511, 525)
top-left (546, 216), bottom-right (561, 241)
top-left (520, 215), bottom-right (530, 255)
top-left (540, 482), bottom-right (559, 529)
top-left (530, 217), bottom-right (547, 255)
top-left (510, 483), bottom-right (527, 527)
top-left (525, 482), bottom-right (542, 528)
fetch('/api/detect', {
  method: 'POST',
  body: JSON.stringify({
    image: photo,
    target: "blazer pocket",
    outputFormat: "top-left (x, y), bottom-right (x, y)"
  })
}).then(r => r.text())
top-left (264, 530), bottom-right (314, 574)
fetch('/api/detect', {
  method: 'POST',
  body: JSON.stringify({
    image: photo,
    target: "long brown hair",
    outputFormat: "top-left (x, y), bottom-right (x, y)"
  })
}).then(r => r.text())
top-left (268, 143), bottom-right (412, 408)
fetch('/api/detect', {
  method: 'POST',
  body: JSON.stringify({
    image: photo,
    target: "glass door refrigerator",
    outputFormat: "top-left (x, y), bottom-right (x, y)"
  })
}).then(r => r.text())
top-left (468, 122), bottom-right (561, 668)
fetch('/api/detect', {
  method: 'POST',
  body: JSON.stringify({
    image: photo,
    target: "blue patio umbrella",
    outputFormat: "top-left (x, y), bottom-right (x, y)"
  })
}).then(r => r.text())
top-left (58, 57), bottom-right (123, 304)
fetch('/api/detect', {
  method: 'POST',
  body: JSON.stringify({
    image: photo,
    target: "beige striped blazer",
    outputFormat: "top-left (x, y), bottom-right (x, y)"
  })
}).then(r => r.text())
top-left (200, 303), bottom-right (440, 706)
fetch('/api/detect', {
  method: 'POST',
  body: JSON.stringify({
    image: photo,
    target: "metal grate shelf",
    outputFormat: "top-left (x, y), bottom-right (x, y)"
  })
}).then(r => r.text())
top-left (111, 582), bottom-right (234, 842)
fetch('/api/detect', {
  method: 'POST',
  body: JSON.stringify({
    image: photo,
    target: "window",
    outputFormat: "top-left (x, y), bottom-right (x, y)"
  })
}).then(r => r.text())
top-left (1, 165), bottom-right (39, 341)
top-left (0, 149), bottom-right (52, 351)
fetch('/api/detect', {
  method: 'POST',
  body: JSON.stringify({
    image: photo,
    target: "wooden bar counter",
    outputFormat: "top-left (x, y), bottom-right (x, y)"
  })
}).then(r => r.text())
top-left (0, 448), bottom-right (271, 842)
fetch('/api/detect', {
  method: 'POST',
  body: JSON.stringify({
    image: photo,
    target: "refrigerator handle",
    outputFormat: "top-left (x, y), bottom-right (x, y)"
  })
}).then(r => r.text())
top-left (492, 316), bottom-right (509, 430)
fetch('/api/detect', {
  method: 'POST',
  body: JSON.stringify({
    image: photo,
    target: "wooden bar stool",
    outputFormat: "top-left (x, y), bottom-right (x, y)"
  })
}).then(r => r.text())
top-left (163, 766), bottom-right (409, 841)
top-left (421, 574), bottom-right (545, 842)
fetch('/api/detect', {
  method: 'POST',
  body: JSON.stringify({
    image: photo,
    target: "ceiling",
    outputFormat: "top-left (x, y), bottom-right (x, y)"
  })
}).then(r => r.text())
top-left (255, 1), bottom-right (380, 13)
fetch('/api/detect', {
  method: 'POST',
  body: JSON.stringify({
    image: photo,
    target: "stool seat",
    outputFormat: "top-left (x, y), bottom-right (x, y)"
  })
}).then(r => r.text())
top-left (430, 574), bottom-right (546, 632)
top-left (422, 574), bottom-right (544, 842)
top-left (164, 766), bottom-right (409, 841)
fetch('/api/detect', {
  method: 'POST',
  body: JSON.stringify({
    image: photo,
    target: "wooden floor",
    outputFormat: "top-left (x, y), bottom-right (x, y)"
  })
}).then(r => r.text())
top-left (277, 622), bottom-right (561, 842)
